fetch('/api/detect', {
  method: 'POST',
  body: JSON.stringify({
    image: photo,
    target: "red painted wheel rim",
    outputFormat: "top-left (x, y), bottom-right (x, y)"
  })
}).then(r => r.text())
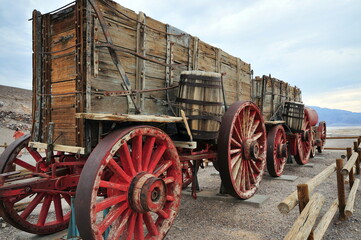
top-left (294, 109), bottom-right (312, 165)
top-left (217, 101), bottom-right (267, 199)
top-left (0, 135), bottom-right (71, 234)
top-left (75, 126), bottom-right (181, 240)
top-left (266, 125), bottom-right (287, 177)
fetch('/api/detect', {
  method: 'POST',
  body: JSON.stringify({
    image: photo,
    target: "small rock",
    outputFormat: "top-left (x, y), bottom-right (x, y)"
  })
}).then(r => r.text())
top-left (0, 101), bottom-right (4, 107)
top-left (1, 223), bottom-right (6, 228)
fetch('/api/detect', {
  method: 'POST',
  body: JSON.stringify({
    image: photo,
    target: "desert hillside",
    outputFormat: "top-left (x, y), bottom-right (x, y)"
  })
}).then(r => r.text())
top-left (0, 85), bottom-right (32, 131)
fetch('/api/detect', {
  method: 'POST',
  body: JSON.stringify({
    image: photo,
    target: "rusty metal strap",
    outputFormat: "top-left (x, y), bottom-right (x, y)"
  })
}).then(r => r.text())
top-left (180, 74), bottom-right (221, 82)
top-left (176, 98), bottom-right (223, 106)
top-left (88, 0), bottom-right (139, 113)
top-left (187, 115), bottom-right (222, 122)
top-left (97, 42), bottom-right (184, 68)
top-left (39, 43), bottom-right (80, 55)
top-left (98, 86), bottom-right (179, 96)
top-left (179, 80), bottom-right (221, 89)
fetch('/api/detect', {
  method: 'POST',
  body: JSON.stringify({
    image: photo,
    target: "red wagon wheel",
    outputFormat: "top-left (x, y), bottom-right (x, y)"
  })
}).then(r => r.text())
top-left (266, 125), bottom-right (287, 177)
top-left (317, 121), bottom-right (327, 153)
top-left (75, 126), bottom-right (182, 240)
top-left (217, 101), bottom-right (267, 199)
top-left (294, 109), bottom-right (312, 165)
top-left (181, 160), bottom-right (194, 189)
top-left (0, 135), bottom-right (72, 234)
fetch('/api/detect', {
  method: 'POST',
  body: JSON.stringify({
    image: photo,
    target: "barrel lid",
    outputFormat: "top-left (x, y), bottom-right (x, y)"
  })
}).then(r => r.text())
top-left (180, 70), bottom-right (221, 78)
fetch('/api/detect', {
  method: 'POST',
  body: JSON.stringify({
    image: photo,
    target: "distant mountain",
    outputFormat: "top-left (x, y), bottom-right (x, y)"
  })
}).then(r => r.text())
top-left (308, 106), bottom-right (361, 127)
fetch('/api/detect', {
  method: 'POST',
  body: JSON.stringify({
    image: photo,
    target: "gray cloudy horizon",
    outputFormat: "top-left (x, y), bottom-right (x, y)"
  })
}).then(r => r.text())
top-left (0, 0), bottom-right (360, 112)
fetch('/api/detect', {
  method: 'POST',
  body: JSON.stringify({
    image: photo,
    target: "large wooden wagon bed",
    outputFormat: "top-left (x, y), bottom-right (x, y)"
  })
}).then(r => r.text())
top-left (0, 0), bottom-right (326, 239)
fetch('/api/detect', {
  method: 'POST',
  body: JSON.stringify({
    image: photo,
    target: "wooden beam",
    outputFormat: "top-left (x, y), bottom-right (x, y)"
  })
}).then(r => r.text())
top-left (336, 159), bottom-right (347, 220)
top-left (345, 178), bottom-right (360, 217)
top-left (313, 199), bottom-right (338, 240)
top-left (29, 142), bottom-right (85, 155)
top-left (278, 163), bottom-right (336, 214)
top-left (284, 193), bottom-right (325, 240)
top-left (341, 152), bottom-right (358, 176)
top-left (265, 120), bottom-right (286, 125)
top-left (324, 147), bottom-right (347, 151)
top-left (75, 113), bottom-right (184, 123)
top-left (297, 184), bottom-right (314, 239)
top-left (326, 136), bottom-right (359, 140)
top-left (173, 141), bottom-right (197, 149)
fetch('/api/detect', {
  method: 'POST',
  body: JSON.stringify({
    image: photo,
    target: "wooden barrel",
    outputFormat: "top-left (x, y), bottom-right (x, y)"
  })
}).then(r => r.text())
top-left (176, 71), bottom-right (224, 140)
top-left (282, 101), bottom-right (304, 131)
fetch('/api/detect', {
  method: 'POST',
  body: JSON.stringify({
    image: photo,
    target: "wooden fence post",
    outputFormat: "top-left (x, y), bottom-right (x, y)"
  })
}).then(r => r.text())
top-left (297, 184), bottom-right (314, 240)
top-left (346, 147), bottom-right (355, 188)
top-left (358, 136), bottom-right (361, 146)
top-left (354, 141), bottom-right (360, 175)
top-left (336, 159), bottom-right (347, 220)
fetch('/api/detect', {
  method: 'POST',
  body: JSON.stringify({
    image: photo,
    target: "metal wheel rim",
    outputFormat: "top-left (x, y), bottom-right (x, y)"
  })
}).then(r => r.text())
top-left (217, 101), bottom-right (267, 199)
top-left (266, 125), bottom-right (287, 177)
top-left (75, 126), bottom-right (182, 240)
top-left (0, 135), bottom-right (71, 234)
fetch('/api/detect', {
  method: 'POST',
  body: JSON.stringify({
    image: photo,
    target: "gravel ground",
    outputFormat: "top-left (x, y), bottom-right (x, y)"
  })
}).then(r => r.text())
top-left (0, 127), bottom-right (360, 240)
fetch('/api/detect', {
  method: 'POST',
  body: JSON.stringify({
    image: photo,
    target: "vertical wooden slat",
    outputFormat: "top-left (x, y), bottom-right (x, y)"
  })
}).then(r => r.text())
top-left (136, 12), bottom-right (146, 111)
top-left (32, 10), bottom-right (43, 142)
top-left (192, 37), bottom-right (199, 70)
top-left (43, 14), bottom-right (51, 143)
top-left (236, 59), bottom-right (241, 101)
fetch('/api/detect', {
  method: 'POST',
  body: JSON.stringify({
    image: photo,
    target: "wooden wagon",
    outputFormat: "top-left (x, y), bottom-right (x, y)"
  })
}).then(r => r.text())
top-left (0, 0), bottom-right (325, 239)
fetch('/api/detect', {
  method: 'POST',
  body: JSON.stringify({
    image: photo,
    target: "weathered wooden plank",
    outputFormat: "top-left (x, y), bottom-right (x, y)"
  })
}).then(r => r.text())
top-left (29, 141), bottom-right (85, 155)
top-left (76, 113), bottom-right (184, 123)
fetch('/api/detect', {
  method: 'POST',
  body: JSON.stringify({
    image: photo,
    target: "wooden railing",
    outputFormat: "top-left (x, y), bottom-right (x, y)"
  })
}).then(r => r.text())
top-left (324, 136), bottom-right (361, 151)
top-left (279, 138), bottom-right (361, 240)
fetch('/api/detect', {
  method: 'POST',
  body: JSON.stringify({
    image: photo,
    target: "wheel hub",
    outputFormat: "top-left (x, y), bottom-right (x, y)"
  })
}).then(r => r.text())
top-left (128, 172), bottom-right (167, 213)
top-left (277, 143), bottom-right (288, 158)
top-left (243, 139), bottom-right (260, 160)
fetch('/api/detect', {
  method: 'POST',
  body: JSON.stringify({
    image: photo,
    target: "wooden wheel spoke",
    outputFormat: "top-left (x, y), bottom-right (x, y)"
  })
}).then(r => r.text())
top-left (144, 212), bottom-right (159, 236)
top-left (95, 195), bottom-right (127, 213)
top-left (231, 154), bottom-right (242, 168)
top-left (247, 111), bottom-right (256, 137)
top-left (142, 136), bottom-right (156, 171)
top-left (125, 212), bottom-right (136, 240)
top-left (154, 160), bottom-right (173, 177)
top-left (249, 120), bottom-right (260, 137)
top-left (231, 155), bottom-right (242, 180)
top-left (132, 135), bottom-right (143, 172)
top-left (249, 159), bottom-right (260, 174)
top-left (20, 193), bottom-right (45, 219)
top-left (230, 148), bottom-right (242, 155)
top-left (239, 161), bottom-right (246, 191)
top-left (108, 209), bottom-right (132, 239)
top-left (244, 162), bottom-right (251, 190)
top-left (231, 137), bottom-right (242, 148)
top-left (119, 144), bottom-right (136, 176)
top-left (61, 194), bottom-right (71, 206)
top-left (25, 146), bottom-right (43, 162)
top-left (99, 180), bottom-right (128, 191)
top-left (234, 158), bottom-right (243, 189)
top-left (247, 161), bottom-right (256, 184)
top-left (9, 194), bottom-right (30, 204)
top-left (163, 176), bottom-right (175, 184)
top-left (53, 194), bottom-right (64, 222)
top-left (97, 202), bottom-right (129, 235)
top-left (13, 158), bottom-right (36, 172)
top-left (235, 116), bottom-right (243, 141)
top-left (134, 213), bottom-right (145, 240)
top-left (157, 209), bottom-right (169, 219)
top-left (37, 195), bottom-right (52, 226)
top-left (251, 131), bottom-right (263, 141)
top-left (148, 144), bottom-right (167, 173)
top-left (108, 158), bottom-right (131, 183)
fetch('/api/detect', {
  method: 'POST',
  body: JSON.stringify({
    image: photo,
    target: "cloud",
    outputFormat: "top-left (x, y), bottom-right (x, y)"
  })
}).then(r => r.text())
top-left (0, 0), bottom-right (360, 112)
top-left (303, 84), bottom-right (361, 113)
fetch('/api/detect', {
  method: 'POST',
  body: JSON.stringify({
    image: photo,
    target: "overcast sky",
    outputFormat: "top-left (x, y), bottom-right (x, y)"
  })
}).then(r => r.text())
top-left (0, 0), bottom-right (360, 112)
